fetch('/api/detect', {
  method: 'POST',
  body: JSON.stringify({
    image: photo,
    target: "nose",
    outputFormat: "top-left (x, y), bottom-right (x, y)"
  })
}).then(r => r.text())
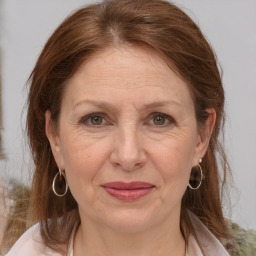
top-left (110, 125), bottom-right (147, 172)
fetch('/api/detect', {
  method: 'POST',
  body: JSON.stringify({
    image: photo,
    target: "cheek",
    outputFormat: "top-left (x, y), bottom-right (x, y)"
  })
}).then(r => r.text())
top-left (59, 135), bottom-right (111, 192)
top-left (150, 136), bottom-right (196, 192)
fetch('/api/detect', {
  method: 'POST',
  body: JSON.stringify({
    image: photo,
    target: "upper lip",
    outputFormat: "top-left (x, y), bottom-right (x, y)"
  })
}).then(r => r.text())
top-left (101, 181), bottom-right (155, 190)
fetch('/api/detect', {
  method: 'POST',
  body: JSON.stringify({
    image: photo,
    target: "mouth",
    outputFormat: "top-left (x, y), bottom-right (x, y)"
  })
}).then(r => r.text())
top-left (101, 181), bottom-right (155, 202)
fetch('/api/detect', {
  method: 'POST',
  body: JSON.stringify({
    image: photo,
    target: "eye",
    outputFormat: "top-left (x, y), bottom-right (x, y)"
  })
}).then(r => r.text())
top-left (149, 112), bottom-right (175, 126)
top-left (80, 113), bottom-right (107, 127)
top-left (153, 115), bottom-right (166, 125)
top-left (90, 115), bottom-right (103, 125)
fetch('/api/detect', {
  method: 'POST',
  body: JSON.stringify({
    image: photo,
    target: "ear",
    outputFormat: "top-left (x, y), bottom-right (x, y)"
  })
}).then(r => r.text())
top-left (45, 110), bottom-right (65, 170)
top-left (193, 108), bottom-right (216, 166)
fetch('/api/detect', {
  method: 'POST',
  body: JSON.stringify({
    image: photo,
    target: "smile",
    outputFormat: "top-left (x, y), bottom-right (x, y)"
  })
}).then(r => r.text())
top-left (101, 182), bottom-right (155, 201)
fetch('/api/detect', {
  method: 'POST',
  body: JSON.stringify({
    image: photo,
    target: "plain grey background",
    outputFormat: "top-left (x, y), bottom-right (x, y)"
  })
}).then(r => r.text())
top-left (0, 0), bottom-right (255, 230)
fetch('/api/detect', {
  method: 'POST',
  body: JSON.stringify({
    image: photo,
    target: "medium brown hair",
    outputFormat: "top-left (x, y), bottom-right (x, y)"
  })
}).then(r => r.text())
top-left (25, 0), bottom-right (231, 253)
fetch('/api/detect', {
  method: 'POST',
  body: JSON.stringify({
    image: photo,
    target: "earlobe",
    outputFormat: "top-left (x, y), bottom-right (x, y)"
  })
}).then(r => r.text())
top-left (194, 108), bottom-right (216, 164)
top-left (45, 110), bottom-right (58, 150)
top-left (201, 108), bottom-right (216, 143)
top-left (45, 110), bottom-right (63, 168)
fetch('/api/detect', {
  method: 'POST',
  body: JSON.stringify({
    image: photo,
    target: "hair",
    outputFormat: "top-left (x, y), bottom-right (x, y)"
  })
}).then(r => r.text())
top-left (1, 182), bottom-right (30, 254)
top-left (24, 0), bottom-right (233, 254)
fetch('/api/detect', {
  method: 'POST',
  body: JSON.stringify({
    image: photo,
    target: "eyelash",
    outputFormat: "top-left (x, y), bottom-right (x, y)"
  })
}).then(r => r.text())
top-left (79, 112), bottom-right (108, 127)
top-left (79, 112), bottom-right (176, 128)
top-left (148, 112), bottom-right (176, 126)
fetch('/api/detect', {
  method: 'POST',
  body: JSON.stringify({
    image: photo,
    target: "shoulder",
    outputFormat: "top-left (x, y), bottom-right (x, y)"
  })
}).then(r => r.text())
top-left (188, 212), bottom-right (230, 256)
top-left (4, 223), bottom-right (64, 256)
top-left (224, 222), bottom-right (256, 256)
top-left (4, 223), bottom-right (41, 256)
top-left (188, 212), bottom-right (256, 256)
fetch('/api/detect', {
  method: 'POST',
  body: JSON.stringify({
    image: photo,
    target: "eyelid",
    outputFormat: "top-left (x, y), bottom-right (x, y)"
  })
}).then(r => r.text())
top-left (79, 112), bottom-right (108, 126)
top-left (79, 111), bottom-right (176, 127)
top-left (148, 112), bottom-right (177, 126)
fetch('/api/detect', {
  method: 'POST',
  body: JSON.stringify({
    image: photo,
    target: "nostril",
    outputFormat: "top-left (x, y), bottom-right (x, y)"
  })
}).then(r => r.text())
top-left (110, 152), bottom-right (146, 172)
top-left (110, 131), bottom-right (147, 171)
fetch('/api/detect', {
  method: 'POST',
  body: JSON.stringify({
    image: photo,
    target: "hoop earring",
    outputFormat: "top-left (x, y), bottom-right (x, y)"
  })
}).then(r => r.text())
top-left (52, 169), bottom-right (69, 197)
top-left (188, 159), bottom-right (203, 190)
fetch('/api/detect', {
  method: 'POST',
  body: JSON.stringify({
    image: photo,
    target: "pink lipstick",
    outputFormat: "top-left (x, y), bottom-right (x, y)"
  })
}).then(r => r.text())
top-left (101, 182), bottom-right (155, 201)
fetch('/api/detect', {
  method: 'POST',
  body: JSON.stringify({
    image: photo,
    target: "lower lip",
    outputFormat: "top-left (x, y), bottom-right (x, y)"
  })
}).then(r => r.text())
top-left (102, 187), bottom-right (154, 201)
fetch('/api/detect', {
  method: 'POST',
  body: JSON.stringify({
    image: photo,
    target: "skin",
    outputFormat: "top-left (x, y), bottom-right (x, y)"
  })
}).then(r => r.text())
top-left (46, 46), bottom-right (215, 256)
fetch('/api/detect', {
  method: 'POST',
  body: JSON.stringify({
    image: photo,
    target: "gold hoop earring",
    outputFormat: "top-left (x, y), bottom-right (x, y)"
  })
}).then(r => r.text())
top-left (52, 169), bottom-right (69, 196)
top-left (188, 159), bottom-right (203, 190)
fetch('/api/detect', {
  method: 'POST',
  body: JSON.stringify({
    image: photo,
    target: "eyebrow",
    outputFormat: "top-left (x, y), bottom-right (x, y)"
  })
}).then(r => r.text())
top-left (73, 99), bottom-right (182, 111)
top-left (142, 100), bottom-right (182, 109)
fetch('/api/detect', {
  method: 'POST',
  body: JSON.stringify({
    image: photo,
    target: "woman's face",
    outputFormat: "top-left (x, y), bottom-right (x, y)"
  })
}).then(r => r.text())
top-left (46, 46), bottom-right (211, 233)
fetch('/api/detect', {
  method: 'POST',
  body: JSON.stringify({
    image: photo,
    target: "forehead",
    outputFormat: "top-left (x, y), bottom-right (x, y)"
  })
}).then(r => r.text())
top-left (62, 46), bottom-right (194, 112)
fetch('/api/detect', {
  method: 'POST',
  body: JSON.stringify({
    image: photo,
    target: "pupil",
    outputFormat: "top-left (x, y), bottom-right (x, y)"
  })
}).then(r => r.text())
top-left (154, 116), bottom-right (165, 125)
top-left (91, 116), bottom-right (102, 125)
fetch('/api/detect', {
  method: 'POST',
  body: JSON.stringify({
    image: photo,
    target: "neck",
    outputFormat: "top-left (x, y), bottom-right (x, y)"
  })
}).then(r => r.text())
top-left (74, 212), bottom-right (186, 256)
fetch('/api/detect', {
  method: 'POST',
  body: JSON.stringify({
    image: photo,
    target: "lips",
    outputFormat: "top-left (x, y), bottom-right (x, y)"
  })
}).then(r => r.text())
top-left (101, 182), bottom-right (155, 201)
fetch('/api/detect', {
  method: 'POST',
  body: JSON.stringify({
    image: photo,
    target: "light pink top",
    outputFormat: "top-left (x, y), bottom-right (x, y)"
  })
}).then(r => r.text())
top-left (5, 213), bottom-right (230, 256)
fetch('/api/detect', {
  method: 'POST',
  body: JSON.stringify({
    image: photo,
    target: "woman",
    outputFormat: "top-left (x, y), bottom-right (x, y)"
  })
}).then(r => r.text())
top-left (5, 0), bottom-right (233, 255)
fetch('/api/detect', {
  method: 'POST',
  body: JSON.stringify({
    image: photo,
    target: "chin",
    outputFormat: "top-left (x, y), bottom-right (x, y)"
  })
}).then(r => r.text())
top-left (95, 206), bottom-right (166, 234)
